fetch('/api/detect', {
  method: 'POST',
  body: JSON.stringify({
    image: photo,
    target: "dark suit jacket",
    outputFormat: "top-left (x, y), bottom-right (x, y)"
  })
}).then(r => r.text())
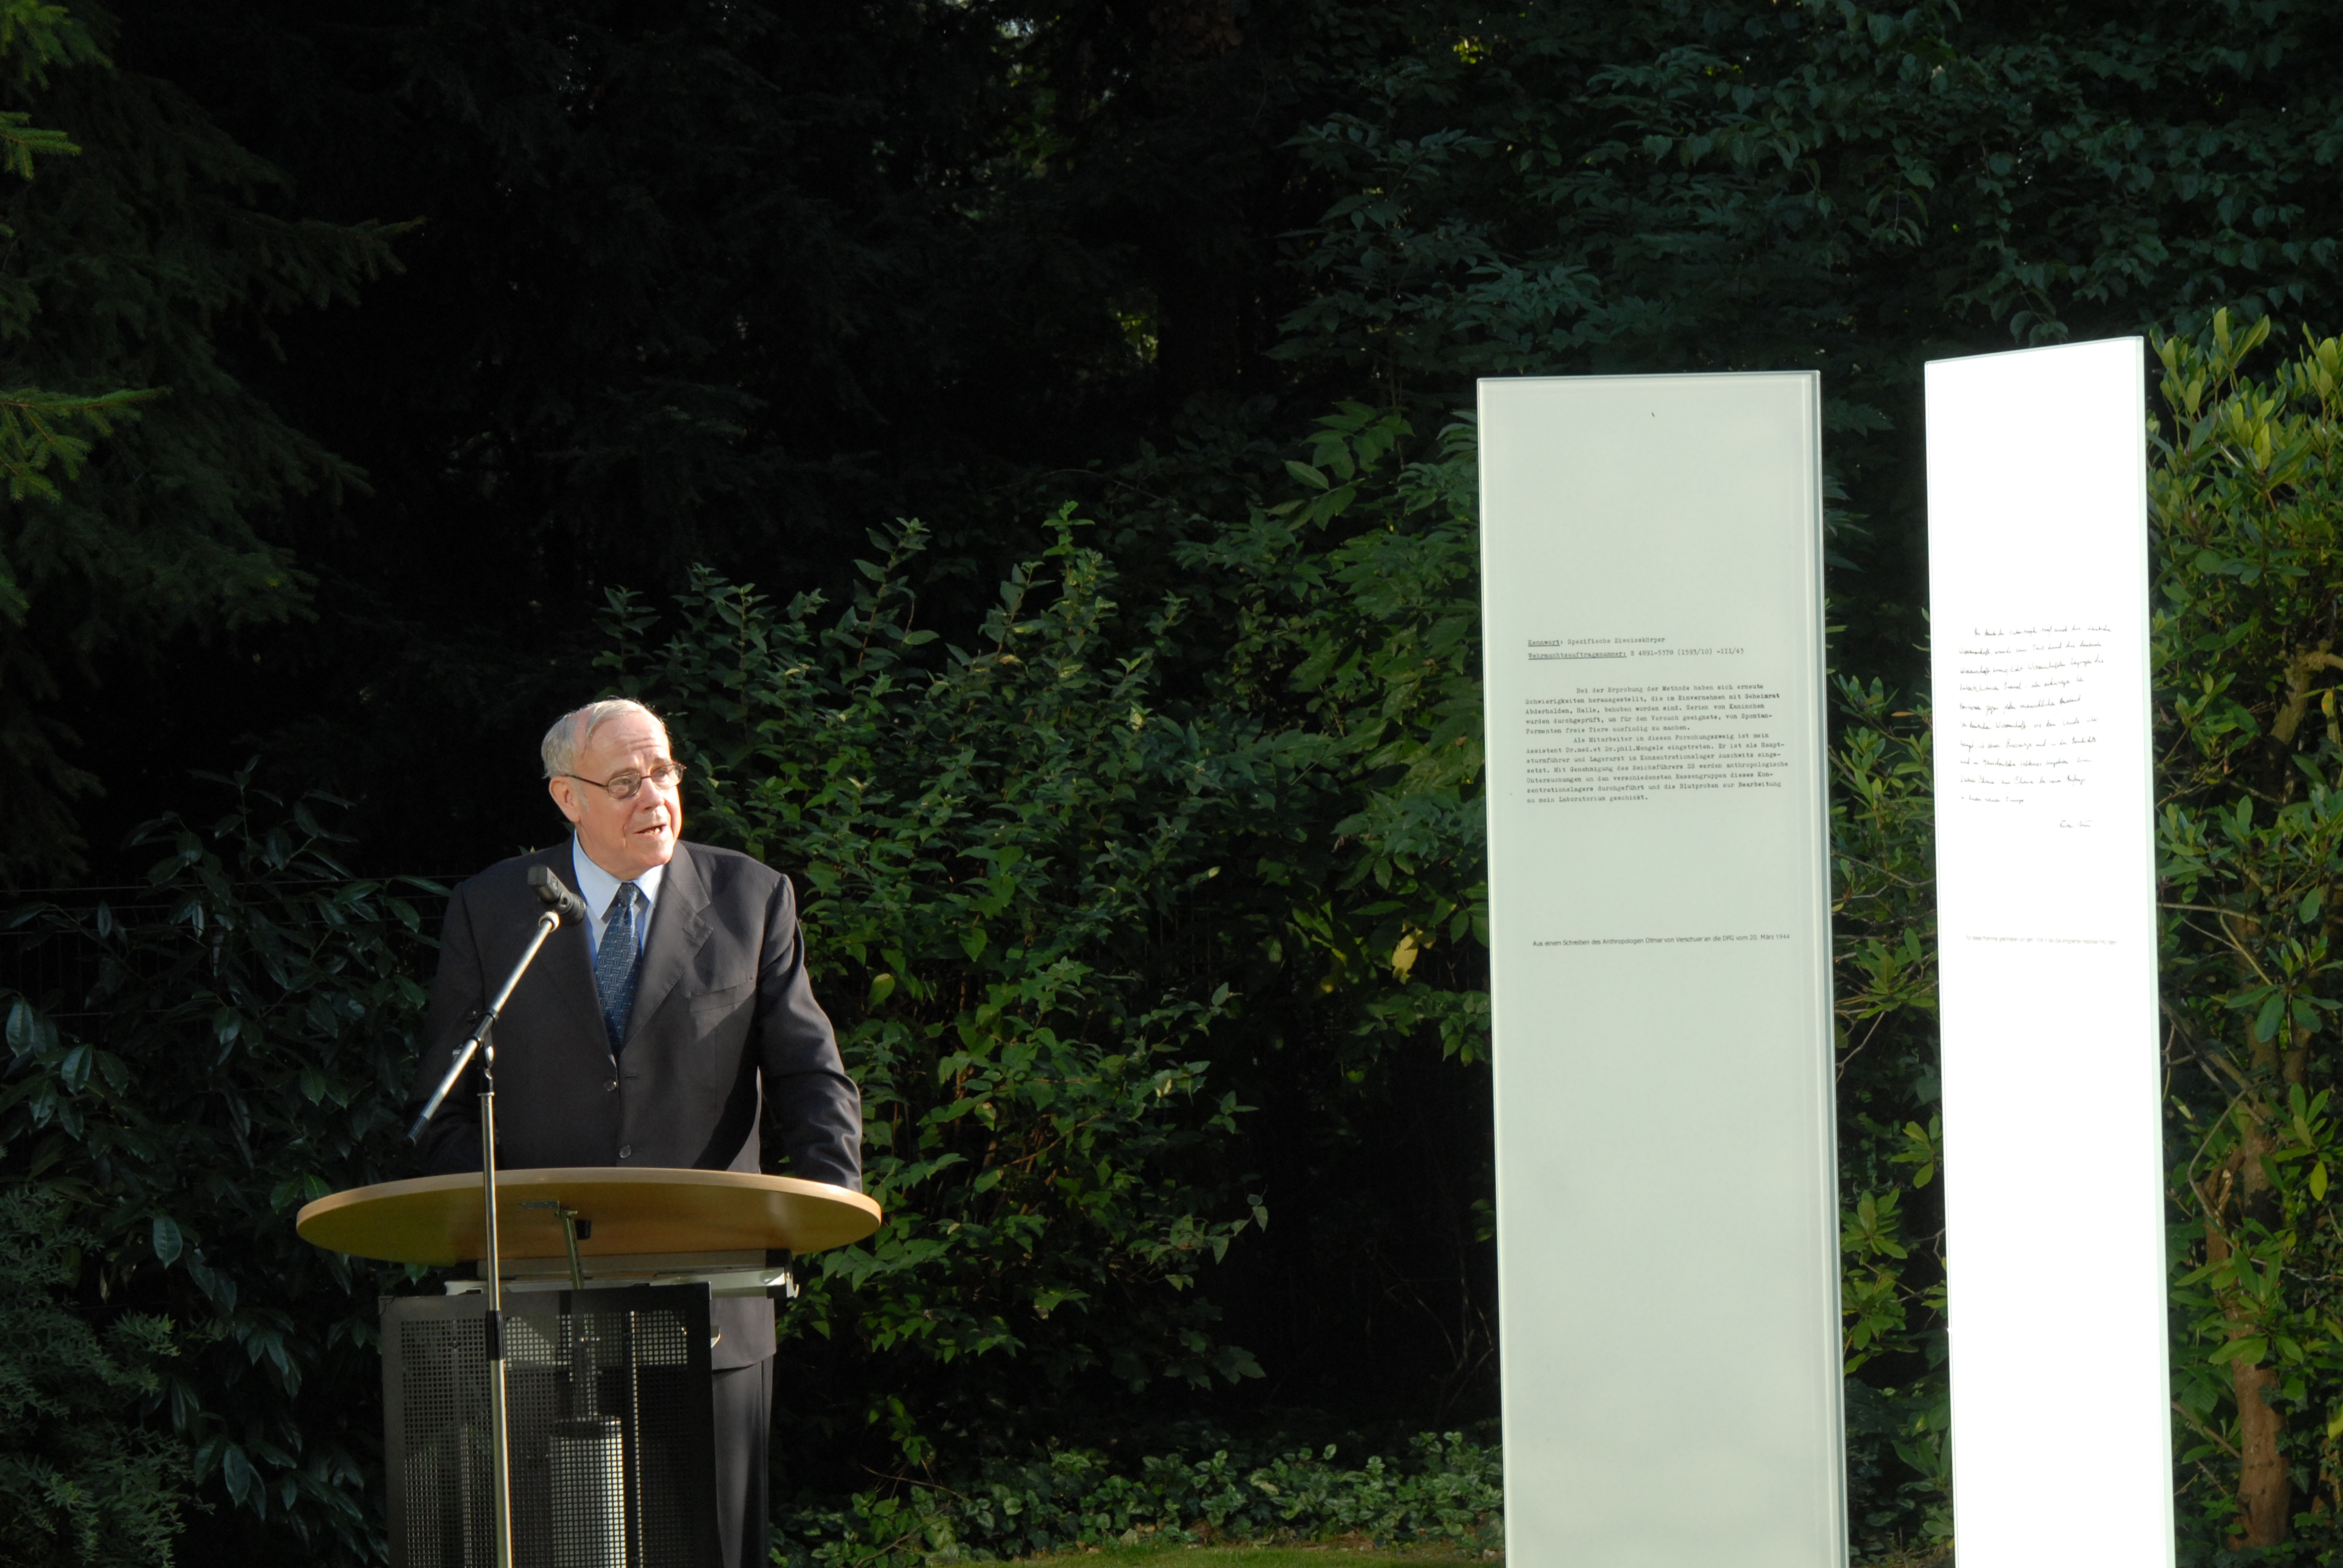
top-left (407, 838), bottom-right (862, 1369)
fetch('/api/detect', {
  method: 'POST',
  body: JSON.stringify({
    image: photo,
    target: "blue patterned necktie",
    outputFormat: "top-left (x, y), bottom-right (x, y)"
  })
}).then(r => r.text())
top-left (594, 883), bottom-right (643, 1049)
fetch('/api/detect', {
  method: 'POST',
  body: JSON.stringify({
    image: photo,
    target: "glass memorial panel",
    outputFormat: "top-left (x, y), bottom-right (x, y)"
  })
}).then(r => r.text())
top-left (1480, 372), bottom-right (1843, 1568)
top-left (1925, 339), bottom-right (2174, 1567)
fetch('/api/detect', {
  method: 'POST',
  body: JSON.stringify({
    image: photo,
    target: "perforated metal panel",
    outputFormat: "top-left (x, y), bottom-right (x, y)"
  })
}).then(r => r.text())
top-left (383, 1287), bottom-right (719, 1568)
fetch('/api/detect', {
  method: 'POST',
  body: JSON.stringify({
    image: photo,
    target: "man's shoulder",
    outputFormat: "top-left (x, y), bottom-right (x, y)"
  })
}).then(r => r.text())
top-left (679, 840), bottom-right (787, 898)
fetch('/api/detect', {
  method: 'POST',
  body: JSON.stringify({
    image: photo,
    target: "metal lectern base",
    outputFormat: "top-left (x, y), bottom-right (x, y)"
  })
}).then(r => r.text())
top-left (383, 1285), bottom-right (719, 1568)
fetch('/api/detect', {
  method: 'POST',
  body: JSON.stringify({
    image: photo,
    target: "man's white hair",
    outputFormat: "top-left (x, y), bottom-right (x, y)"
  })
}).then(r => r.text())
top-left (542, 698), bottom-right (667, 780)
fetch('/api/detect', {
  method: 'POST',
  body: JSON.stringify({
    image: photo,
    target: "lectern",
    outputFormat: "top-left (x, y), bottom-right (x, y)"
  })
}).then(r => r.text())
top-left (299, 1168), bottom-right (882, 1568)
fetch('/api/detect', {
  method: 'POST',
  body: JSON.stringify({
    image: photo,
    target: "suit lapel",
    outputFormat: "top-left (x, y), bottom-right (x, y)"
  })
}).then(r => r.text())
top-left (625, 841), bottom-right (713, 1048)
top-left (528, 842), bottom-right (608, 1052)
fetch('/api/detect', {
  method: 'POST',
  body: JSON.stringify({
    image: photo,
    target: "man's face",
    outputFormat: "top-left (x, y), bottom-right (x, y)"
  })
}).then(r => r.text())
top-left (548, 711), bottom-right (683, 879)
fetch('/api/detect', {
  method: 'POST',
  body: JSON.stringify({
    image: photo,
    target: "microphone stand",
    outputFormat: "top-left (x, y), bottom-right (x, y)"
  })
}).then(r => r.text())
top-left (409, 871), bottom-right (582, 1568)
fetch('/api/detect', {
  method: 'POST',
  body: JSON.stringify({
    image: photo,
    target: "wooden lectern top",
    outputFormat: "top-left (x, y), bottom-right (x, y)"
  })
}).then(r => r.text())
top-left (295, 1167), bottom-right (882, 1267)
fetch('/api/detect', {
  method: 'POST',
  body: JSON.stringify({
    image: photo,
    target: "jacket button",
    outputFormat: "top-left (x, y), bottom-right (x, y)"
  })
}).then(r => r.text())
top-left (618, 1145), bottom-right (632, 1160)
top-left (606, 1079), bottom-right (618, 1093)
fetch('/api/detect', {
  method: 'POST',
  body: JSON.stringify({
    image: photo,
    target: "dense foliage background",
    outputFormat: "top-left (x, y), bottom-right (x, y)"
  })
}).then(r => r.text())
top-left (5, 0), bottom-right (2343, 1564)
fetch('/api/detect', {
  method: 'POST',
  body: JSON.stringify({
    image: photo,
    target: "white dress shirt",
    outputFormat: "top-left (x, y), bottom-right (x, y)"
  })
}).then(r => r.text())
top-left (571, 838), bottom-right (666, 961)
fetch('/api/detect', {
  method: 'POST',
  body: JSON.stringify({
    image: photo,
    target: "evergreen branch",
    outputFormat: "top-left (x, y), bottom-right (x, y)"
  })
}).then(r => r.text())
top-left (0, 396), bottom-right (94, 506)
top-left (0, 108), bottom-right (74, 180)
top-left (0, 0), bottom-right (105, 87)
top-left (0, 385), bottom-right (158, 509)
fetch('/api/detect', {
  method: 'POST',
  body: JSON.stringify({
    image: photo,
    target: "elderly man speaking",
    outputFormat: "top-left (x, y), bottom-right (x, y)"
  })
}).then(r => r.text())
top-left (407, 698), bottom-right (862, 1568)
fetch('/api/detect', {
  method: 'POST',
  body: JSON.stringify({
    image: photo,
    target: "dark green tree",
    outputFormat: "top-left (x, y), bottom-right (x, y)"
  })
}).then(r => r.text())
top-left (0, 0), bottom-right (398, 882)
top-left (1268, 0), bottom-right (2343, 679)
top-left (85, 0), bottom-right (1182, 869)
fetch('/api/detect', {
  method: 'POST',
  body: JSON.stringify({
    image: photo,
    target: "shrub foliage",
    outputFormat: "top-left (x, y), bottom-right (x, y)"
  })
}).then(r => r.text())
top-left (0, 1190), bottom-right (188, 1568)
top-left (598, 513), bottom-right (1283, 1444)
top-left (0, 788), bottom-right (436, 1560)
top-left (775, 1431), bottom-right (1502, 1568)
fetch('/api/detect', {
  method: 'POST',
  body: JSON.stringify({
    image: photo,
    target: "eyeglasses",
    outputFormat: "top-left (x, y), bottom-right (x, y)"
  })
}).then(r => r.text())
top-left (564, 761), bottom-right (687, 800)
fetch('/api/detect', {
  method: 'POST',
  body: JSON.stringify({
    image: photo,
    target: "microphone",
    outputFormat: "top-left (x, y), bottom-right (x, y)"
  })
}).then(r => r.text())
top-left (527, 865), bottom-right (591, 926)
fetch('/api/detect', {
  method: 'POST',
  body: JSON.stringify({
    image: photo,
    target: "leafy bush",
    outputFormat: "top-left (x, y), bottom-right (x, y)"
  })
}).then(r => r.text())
top-left (2151, 315), bottom-right (2343, 1555)
top-left (0, 1189), bottom-right (189, 1568)
top-left (773, 1429), bottom-right (1502, 1568)
top-left (1172, 403), bottom-right (1489, 1065)
top-left (599, 511), bottom-right (1288, 1453)
top-left (1821, 679), bottom-right (1948, 1557)
top-left (0, 783), bottom-right (439, 1561)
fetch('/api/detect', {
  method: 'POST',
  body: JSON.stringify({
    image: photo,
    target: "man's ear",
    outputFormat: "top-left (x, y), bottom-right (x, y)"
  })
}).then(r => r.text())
top-left (548, 776), bottom-right (586, 826)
